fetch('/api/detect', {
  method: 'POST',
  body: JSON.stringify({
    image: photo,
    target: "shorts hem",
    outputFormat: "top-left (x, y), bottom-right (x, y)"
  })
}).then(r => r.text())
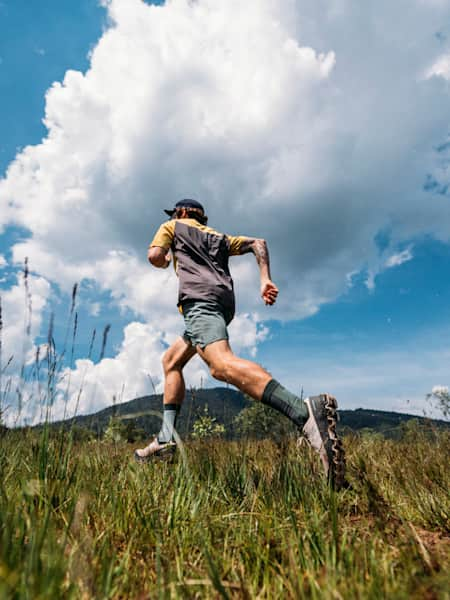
top-left (183, 331), bottom-right (229, 351)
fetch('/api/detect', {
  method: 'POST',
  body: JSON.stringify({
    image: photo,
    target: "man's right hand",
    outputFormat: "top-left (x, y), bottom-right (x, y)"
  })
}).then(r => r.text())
top-left (261, 280), bottom-right (278, 305)
top-left (148, 246), bottom-right (171, 268)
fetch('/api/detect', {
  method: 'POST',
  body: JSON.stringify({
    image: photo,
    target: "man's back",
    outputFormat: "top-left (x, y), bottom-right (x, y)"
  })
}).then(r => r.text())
top-left (151, 217), bottom-right (245, 314)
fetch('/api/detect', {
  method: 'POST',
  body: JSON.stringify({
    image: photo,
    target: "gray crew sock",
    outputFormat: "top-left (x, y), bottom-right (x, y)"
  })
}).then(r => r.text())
top-left (261, 379), bottom-right (308, 427)
top-left (157, 404), bottom-right (180, 443)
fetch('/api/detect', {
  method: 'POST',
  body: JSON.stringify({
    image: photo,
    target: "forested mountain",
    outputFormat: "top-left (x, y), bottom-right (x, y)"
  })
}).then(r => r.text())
top-left (40, 387), bottom-right (449, 440)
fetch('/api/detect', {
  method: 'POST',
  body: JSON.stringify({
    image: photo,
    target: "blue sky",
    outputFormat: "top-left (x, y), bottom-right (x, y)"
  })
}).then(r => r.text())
top-left (0, 0), bottom-right (449, 422)
top-left (0, 0), bottom-right (105, 174)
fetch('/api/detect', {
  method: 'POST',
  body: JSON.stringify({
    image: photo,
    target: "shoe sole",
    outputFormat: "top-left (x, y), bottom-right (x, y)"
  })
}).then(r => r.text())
top-left (323, 394), bottom-right (346, 491)
top-left (304, 394), bottom-right (346, 490)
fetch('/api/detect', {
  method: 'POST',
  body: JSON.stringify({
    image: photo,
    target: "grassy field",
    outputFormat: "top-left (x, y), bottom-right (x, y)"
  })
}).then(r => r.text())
top-left (0, 427), bottom-right (449, 599)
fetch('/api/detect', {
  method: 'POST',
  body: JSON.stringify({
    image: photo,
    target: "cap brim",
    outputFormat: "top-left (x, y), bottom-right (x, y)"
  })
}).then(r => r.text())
top-left (164, 209), bottom-right (175, 216)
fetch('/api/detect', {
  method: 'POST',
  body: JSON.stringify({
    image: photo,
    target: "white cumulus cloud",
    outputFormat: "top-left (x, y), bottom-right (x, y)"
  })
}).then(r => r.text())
top-left (426, 53), bottom-right (450, 80)
top-left (0, 272), bottom-right (50, 371)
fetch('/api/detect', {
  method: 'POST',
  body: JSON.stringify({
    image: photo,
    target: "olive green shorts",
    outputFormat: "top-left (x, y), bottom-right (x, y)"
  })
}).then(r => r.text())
top-left (182, 301), bottom-right (234, 350)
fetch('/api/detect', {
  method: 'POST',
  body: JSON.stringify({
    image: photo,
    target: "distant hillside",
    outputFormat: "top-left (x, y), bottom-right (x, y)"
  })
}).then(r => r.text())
top-left (337, 407), bottom-right (445, 436)
top-left (52, 387), bottom-right (250, 438)
top-left (45, 387), bottom-right (449, 439)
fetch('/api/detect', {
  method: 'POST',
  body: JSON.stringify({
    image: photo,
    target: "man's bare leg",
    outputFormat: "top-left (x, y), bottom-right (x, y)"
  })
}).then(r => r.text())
top-left (196, 339), bottom-right (271, 400)
top-left (162, 336), bottom-right (197, 405)
top-left (197, 339), bottom-right (308, 426)
top-left (135, 337), bottom-right (196, 459)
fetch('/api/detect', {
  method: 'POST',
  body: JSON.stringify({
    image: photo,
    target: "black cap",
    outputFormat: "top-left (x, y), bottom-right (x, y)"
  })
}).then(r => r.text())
top-left (164, 199), bottom-right (205, 217)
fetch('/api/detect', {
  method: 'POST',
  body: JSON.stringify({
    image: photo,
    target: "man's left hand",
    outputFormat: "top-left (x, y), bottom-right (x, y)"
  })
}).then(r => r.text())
top-left (261, 280), bottom-right (278, 305)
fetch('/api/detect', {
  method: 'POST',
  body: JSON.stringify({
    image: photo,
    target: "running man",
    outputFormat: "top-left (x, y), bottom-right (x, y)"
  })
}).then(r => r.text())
top-left (135, 199), bottom-right (345, 487)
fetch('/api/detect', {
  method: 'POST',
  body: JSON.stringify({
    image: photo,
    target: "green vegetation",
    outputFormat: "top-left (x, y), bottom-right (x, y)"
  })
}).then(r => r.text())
top-left (1, 426), bottom-right (449, 599)
top-left (234, 399), bottom-right (297, 440)
top-left (191, 405), bottom-right (225, 440)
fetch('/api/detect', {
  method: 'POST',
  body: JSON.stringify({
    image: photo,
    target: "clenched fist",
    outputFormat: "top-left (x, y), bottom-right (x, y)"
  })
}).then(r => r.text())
top-left (261, 280), bottom-right (278, 305)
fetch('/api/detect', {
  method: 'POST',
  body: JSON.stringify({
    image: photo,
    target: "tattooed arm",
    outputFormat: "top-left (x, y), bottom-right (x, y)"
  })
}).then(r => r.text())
top-left (238, 238), bottom-right (279, 305)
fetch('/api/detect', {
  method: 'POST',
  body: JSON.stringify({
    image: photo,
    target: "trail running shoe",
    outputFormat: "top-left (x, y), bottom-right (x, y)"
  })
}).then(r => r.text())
top-left (134, 438), bottom-right (176, 463)
top-left (302, 394), bottom-right (346, 489)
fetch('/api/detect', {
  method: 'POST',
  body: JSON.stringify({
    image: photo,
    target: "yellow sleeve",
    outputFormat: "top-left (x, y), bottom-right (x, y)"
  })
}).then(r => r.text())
top-left (149, 221), bottom-right (175, 249)
top-left (227, 235), bottom-right (247, 256)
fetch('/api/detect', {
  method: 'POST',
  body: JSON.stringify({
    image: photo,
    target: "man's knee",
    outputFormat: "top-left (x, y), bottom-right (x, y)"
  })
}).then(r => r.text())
top-left (198, 341), bottom-right (236, 382)
top-left (208, 358), bottom-right (231, 382)
top-left (209, 364), bottom-right (227, 382)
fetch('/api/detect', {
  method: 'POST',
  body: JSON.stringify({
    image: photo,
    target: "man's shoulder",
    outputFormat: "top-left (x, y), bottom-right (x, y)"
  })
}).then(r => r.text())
top-left (175, 218), bottom-right (225, 238)
top-left (155, 220), bottom-right (176, 230)
top-left (150, 220), bottom-right (176, 248)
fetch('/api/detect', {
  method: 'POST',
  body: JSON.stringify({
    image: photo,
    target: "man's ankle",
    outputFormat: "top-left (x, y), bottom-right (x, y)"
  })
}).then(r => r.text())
top-left (261, 379), bottom-right (308, 426)
top-left (157, 403), bottom-right (181, 443)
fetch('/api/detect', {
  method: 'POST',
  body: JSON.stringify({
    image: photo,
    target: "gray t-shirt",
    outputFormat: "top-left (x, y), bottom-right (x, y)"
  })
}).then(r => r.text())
top-left (150, 218), bottom-right (246, 317)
